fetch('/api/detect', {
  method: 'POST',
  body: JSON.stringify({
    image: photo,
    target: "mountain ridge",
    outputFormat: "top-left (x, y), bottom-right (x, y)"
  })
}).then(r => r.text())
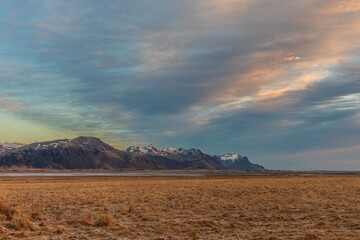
top-left (0, 137), bottom-right (266, 170)
top-left (127, 145), bottom-right (266, 170)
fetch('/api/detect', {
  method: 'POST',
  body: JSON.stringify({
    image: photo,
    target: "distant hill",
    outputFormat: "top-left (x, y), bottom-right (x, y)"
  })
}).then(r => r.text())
top-left (127, 145), bottom-right (266, 170)
top-left (0, 137), bottom-right (165, 170)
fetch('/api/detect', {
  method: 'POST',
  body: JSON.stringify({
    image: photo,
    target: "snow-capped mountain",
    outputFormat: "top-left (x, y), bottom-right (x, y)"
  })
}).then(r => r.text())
top-left (0, 138), bottom-right (265, 171)
top-left (127, 145), bottom-right (265, 170)
top-left (217, 153), bottom-right (265, 170)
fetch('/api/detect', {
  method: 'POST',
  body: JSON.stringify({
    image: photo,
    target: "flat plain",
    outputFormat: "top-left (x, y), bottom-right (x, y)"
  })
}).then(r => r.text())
top-left (0, 173), bottom-right (359, 239)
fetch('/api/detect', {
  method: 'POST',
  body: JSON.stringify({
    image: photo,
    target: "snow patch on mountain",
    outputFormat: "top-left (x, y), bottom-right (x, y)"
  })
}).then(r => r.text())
top-left (127, 145), bottom-right (203, 157)
top-left (34, 140), bottom-right (71, 150)
top-left (219, 153), bottom-right (241, 162)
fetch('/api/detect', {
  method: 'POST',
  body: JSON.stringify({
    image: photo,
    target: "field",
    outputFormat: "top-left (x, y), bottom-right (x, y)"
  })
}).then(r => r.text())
top-left (0, 174), bottom-right (359, 239)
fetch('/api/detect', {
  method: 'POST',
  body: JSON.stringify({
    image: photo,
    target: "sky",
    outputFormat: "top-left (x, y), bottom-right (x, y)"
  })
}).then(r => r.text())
top-left (1, 0), bottom-right (360, 170)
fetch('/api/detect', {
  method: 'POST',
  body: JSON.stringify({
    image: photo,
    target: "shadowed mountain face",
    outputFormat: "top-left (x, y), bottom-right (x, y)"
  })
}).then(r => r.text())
top-left (0, 137), bottom-right (165, 170)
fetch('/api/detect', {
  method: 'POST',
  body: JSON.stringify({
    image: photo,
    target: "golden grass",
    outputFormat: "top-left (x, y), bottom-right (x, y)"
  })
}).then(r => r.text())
top-left (0, 175), bottom-right (359, 239)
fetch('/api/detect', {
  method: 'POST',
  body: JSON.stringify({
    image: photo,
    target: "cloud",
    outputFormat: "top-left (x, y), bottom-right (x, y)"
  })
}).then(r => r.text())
top-left (0, 0), bottom-right (359, 169)
top-left (0, 94), bottom-right (23, 111)
top-left (284, 56), bottom-right (301, 61)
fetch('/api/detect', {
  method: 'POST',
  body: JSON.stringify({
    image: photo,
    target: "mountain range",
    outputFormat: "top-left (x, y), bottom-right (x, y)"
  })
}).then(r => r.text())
top-left (0, 137), bottom-right (265, 170)
top-left (126, 145), bottom-right (265, 170)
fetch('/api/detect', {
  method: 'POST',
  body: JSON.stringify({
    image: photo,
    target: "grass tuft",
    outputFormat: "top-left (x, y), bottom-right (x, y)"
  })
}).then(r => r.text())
top-left (95, 214), bottom-right (115, 227)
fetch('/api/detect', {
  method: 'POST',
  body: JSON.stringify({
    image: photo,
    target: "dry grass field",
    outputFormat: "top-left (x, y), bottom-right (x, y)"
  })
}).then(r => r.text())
top-left (0, 175), bottom-right (359, 239)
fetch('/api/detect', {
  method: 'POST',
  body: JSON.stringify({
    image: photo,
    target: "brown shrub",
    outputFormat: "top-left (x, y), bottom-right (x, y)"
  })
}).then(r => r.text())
top-left (128, 202), bottom-right (136, 214)
top-left (10, 213), bottom-right (34, 231)
top-left (55, 225), bottom-right (66, 234)
top-left (95, 214), bottom-right (115, 227)
top-left (30, 209), bottom-right (43, 221)
top-left (0, 201), bottom-right (16, 219)
top-left (302, 233), bottom-right (320, 240)
top-left (68, 213), bottom-right (93, 226)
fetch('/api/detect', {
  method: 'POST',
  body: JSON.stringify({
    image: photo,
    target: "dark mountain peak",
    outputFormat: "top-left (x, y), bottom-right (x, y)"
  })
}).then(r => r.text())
top-left (188, 148), bottom-right (203, 156)
top-left (73, 136), bottom-right (101, 142)
top-left (72, 136), bottom-right (108, 147)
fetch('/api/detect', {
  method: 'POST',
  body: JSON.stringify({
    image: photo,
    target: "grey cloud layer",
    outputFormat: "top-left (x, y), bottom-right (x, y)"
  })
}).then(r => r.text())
top-left (1, 0), bottom-right (360, 169)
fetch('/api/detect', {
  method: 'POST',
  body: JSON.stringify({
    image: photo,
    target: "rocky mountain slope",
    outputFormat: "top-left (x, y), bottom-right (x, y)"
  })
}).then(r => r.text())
top-left (127, 145), bottom-right (265, 170)
top-left (0, 137), bottom-right (165, 170)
